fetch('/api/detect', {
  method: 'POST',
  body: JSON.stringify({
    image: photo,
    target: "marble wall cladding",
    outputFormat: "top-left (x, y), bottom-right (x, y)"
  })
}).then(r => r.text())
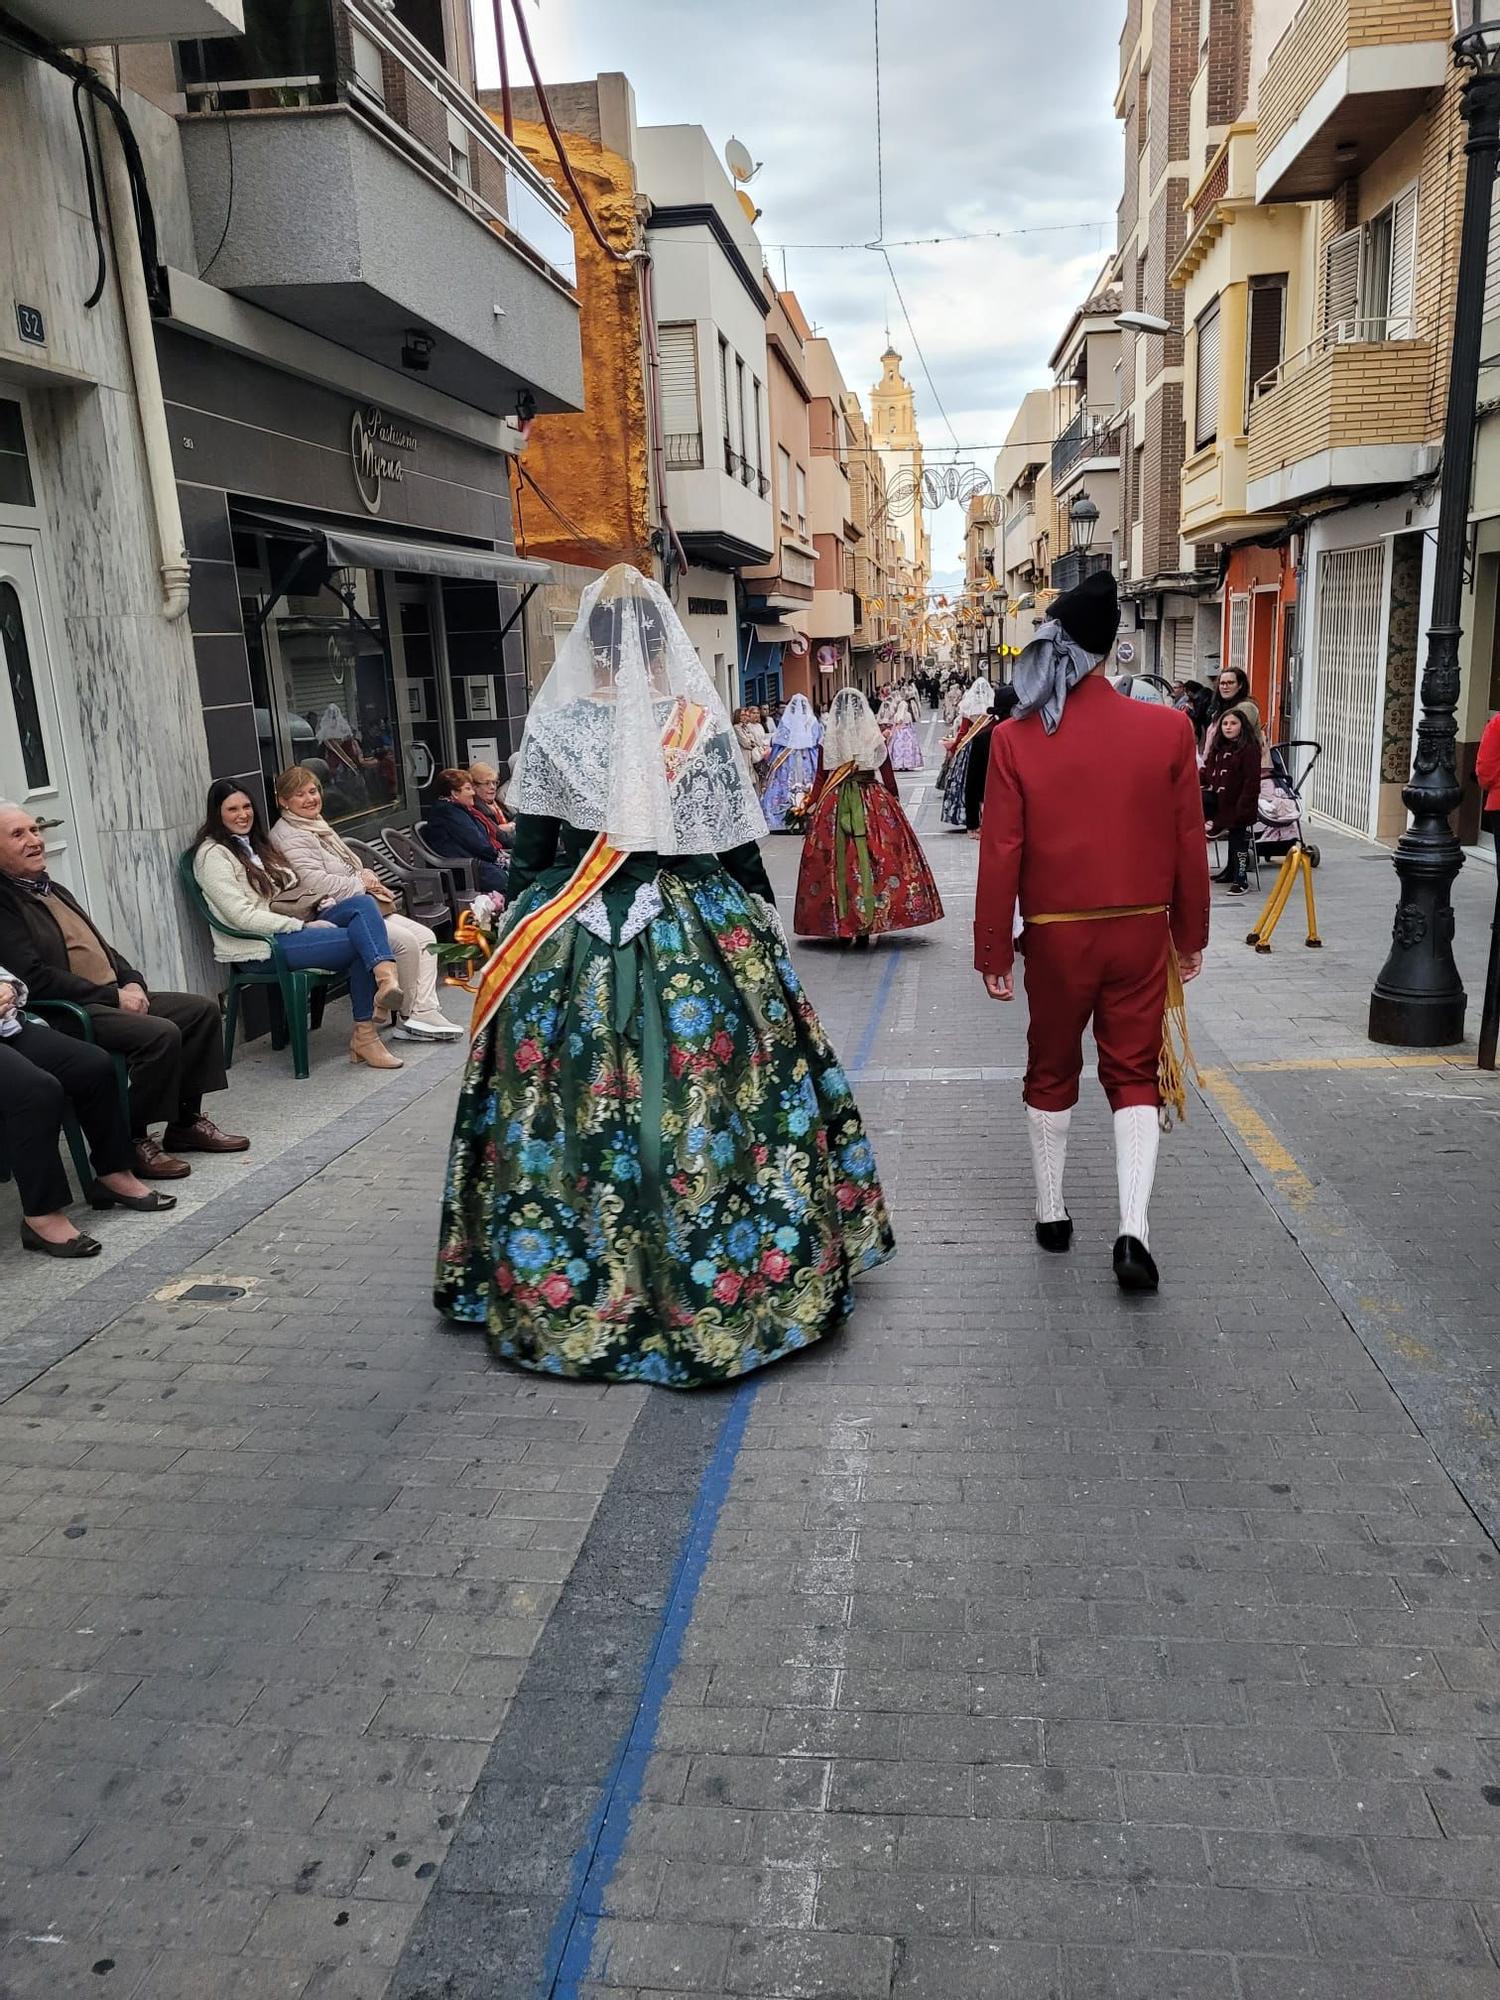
top-left (3, 54), bottom-right (214, 992)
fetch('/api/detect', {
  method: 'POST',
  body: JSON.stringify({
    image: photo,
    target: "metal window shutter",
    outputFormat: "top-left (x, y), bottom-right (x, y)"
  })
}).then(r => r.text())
top-left (1305, 543), bottom-right (1384, 836)
top-left (1388, 186), bottom-right (1418, 336)
top-left (1169, 618), bottom-right (1195, 679)
top-left (1195, 305), bottom-right (1221, 449)
top-left (657, 326), bottom-right (700, 440)
top-left (1323, 227), bottom-right (1362, 337)
top-left (1486, 169), bottom-right (1500, 327)
top-left (1228, 595), bottom-right (1250, 676)
top-left (1246, 277), bottom-right (1286, 411)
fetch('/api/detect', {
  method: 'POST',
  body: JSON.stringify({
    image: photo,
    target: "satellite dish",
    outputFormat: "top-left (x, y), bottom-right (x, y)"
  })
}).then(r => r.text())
top-left (736, 189), bottom-right (762, 225)
top-left (724, 136), bottom-right (759, 183)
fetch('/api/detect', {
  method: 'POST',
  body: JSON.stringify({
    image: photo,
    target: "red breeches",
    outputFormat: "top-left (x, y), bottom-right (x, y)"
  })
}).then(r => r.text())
top-left (1020, 912), bottom-right (1168, 1113)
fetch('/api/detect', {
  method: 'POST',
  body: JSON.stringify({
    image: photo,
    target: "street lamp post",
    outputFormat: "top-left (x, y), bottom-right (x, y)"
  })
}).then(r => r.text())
top-left (1069, 490), bottom-right (1100, 558)
top-left (1370, 7), bottom-right (1500, 1046)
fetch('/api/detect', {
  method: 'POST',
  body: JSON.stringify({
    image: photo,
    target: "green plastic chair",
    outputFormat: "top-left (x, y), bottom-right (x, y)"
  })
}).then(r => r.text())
top-left (0, 1009), bottom-right (96, 1199)
top-left (20, 997), bottom-right (131, 1124)
top-left (176, 852), bottom-right (349, 1081)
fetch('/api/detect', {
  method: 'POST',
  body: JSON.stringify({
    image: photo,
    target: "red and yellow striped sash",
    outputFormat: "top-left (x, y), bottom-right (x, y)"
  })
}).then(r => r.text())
top-left (469, 832), bottom-right (629, 1044)
top-left (467, 697), bottom-right (712, 1044)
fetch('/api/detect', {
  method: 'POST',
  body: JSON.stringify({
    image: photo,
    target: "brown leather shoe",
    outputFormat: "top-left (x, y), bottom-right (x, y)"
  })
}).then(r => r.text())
top-left (162, 1115), bottom-right (250, 1155)
top-left (134, 1135), bottom-right (191, 1180)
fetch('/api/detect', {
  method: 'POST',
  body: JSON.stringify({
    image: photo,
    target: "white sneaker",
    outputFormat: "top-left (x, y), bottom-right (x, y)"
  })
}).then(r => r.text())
top-left (394, 1015), bottom-right (463, 1042)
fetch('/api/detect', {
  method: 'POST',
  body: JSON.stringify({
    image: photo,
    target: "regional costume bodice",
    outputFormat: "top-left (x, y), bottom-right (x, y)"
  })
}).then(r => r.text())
top-left (506, 813), bottom-right (775, 948)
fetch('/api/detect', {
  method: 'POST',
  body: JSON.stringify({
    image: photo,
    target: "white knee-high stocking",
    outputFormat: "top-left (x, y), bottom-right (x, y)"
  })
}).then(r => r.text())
top-left (1026, 1106), bottom-right (1071, 1224)
top-left (1114, 1104), bottom-right (1160, 1247)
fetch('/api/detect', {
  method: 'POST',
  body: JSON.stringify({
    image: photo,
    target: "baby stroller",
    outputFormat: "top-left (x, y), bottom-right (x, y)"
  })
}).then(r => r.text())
top-left (1256, 740), bottom-right (1321, 870)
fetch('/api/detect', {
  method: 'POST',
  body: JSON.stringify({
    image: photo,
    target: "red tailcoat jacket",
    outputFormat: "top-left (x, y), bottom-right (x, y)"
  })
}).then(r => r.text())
top-left (974, 675), bottom-right (1212, 980)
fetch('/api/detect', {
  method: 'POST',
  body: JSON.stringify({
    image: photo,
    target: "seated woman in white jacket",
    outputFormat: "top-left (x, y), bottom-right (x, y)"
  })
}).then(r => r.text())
top-left (273, 766), bottom-right (459, 1043)
top-left (191, 781), bottom-right (403, 1072)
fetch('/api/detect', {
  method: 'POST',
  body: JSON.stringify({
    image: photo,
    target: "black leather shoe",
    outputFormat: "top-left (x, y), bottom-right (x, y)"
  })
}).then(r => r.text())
top-left (1113, 1235), bottom-right (1159, 1293)
top-left (88, 1184), bottom-right (178, 1214)
top-left (1035, 1215), bottom-right (1073, 1253)
top-left (21, 1222), bottom-right (101, 1259)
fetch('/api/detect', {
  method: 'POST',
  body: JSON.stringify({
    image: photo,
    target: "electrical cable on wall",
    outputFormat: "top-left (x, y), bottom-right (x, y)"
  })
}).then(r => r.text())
top-left (71, 77), bottom-right (106, 308)
top-left (0, 6), bottom-right (170, 314)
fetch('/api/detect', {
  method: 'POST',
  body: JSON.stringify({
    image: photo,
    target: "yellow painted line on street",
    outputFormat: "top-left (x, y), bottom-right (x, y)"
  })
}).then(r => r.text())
top-left (1197, 1067), bottom-right (1318, 1211)
top-left (1227, 1054), bottom-right (1457, 1074)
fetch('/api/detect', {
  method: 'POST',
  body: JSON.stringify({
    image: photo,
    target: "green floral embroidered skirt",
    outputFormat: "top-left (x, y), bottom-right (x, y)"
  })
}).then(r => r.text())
top-left (435, 865), bottom-right (895, 1385)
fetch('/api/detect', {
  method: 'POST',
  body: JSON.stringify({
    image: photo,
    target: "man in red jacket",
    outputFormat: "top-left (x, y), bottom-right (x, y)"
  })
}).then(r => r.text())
top-left (974, 571), bottom-right (1210, 1291)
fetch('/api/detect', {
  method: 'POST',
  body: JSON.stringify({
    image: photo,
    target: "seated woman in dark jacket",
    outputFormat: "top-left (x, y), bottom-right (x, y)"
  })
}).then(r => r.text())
top-left (422, 769), bottom-right (508, 893)
top-left (1200, 707), bottom-right (1261, 893)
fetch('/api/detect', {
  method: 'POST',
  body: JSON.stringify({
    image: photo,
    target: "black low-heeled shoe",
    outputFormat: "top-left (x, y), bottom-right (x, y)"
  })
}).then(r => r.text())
top-left (87, 1184), bottom-right (178, 1214)
top-left (1113, 1234), bottom-right (1159, 1293)
top-left (22, 1222), bottom-right (102, 1258)
top-left (1035, 1215), bottom-right (1073, 1253)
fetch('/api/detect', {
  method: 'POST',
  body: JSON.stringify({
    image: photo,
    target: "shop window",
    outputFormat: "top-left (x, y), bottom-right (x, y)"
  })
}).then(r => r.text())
top-left (245, 537), bottom-right (403, 828)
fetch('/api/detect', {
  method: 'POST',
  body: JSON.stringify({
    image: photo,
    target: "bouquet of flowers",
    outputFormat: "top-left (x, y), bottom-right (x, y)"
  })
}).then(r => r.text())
top-left (430, 891), bottom-right (505, 989)
top-left (784, 787), bottom-right (810, 833)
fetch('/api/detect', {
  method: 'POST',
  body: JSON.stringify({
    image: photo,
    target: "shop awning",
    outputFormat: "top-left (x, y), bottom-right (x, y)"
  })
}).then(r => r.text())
top-left (748, 621), bottom-right (800, 644)
top-left (234, 506), bottom-right (552, 587)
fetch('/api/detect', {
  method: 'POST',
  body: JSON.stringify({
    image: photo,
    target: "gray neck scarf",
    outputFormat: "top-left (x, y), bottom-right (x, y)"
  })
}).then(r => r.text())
top-left (1010, 618), bottom-right (1101, 735)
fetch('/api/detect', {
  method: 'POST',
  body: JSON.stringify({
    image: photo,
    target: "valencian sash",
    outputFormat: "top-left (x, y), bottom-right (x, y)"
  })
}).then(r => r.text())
top-left (948, 712), bottom-right (993, 760)
top-left (468, 697), bottom-right (711, 1045)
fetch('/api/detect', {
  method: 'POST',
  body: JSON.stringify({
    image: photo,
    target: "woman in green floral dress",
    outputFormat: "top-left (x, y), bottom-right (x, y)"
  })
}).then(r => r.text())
top-left (435, 566), bottom-right (894, 1386)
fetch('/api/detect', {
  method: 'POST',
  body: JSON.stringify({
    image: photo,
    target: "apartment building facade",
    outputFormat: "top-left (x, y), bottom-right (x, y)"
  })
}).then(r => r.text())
top-left (1117, 0), bottom-right (1219, 682)
top-left (843, 393), bottom-right (900, 695)
top-left (639, 122), bottom-right (775, 709)
top-left (740, 285), bottom-right (818, 706)
top-left (3, 0), bottom-right (579, 985)
top-left (802, 336), bottom-right (858, 696)
top-left (1048, 267), bottom-right (1124, 601)
top-left (1170, 0), bottom-right (1463, 842)
top-left (995, 387), bottom-right (1055, 654)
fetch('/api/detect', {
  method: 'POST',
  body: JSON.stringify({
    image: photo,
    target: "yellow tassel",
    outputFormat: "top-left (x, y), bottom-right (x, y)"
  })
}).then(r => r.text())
top-left (1158, 940), bottom-right (1202, 1130)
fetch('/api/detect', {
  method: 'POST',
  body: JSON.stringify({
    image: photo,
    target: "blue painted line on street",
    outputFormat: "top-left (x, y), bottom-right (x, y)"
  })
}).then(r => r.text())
top-left (543, 944), bottom-right (903, 1997)
top-left (850, 941), bottom-right (904, 1078)
top-left (545, 1376), bottom-right (757, 1998)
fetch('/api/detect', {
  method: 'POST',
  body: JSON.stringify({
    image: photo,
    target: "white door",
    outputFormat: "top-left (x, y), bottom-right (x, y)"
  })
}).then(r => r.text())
top-left (0, 536), bottom-right (80, 888)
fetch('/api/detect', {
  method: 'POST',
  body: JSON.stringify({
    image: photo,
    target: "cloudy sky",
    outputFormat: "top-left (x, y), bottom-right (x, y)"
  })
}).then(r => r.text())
top-left (477, 1), bottom-right (1123, 586)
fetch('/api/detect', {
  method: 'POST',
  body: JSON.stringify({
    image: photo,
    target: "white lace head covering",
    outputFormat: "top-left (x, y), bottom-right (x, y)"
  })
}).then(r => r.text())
top-left (507, 566), bottom-right (767, 855)
top-left (773, 694), bottom-right (822, 749)
top-left (959, 674), bottom-right (994, 720)
top-left (823, 688), bottom-right (887, 773)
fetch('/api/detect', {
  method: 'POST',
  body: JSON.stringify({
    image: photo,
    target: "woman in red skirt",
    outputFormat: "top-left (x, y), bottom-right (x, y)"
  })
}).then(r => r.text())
top-left (793, 688), bottom-right (944, 947)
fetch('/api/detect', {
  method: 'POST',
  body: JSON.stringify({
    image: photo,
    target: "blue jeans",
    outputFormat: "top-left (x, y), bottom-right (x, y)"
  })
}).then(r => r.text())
top-left (278, 926), bottom-right (375, 1021)
top-left (316, 894), bottom-right (397, 973)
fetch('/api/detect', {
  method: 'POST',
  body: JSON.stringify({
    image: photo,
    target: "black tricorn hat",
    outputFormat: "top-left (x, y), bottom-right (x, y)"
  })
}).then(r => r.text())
top-left (1051, 569), bottom-right (1120, 659)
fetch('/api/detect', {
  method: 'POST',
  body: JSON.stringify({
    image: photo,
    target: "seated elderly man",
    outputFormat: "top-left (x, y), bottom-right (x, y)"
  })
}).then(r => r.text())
top-left (0, 805), bottom-right (247, 1180)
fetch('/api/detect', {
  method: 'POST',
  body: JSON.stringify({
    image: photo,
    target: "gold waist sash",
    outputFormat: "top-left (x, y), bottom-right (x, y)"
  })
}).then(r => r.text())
top-left (1027, 903), bottom-right (1167, 925)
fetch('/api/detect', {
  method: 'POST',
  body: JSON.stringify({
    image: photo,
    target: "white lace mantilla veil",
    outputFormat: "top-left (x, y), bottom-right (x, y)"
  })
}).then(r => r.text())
top-left (959, 674), bottom-right (995, 721)
top-left (824, 688), bottom-right (887, 773)
top-left (507, 565), bottom-right (768, 855)
top-left (772, 694), bottom-right (822, 750)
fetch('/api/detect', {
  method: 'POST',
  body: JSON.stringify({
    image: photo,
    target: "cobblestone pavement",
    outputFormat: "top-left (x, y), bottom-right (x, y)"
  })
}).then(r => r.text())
top-left (3, 736), bottom-right (1500, 2000)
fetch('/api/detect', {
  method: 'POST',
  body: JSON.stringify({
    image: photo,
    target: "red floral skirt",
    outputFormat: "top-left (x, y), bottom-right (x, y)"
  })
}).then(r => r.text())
top-left (793, 778), bottom-right (945, 939)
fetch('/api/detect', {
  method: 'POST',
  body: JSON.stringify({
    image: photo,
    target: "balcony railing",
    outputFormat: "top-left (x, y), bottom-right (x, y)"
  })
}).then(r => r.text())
top-left (1246, 321), bottom-right (1435, 500)
top-left (1252, 315), bottom-right (1418, 400)
top-left (1049, 550), bottom-right (1112, 595)
top-left (666, 432), bottom-right (704, 469)
top-left (1005, 501), bottom-right (1036, 540)
top-left (1052, 407), bottom-right (1118, 484)
top-left (178, 0), bottom-right (576, 286)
